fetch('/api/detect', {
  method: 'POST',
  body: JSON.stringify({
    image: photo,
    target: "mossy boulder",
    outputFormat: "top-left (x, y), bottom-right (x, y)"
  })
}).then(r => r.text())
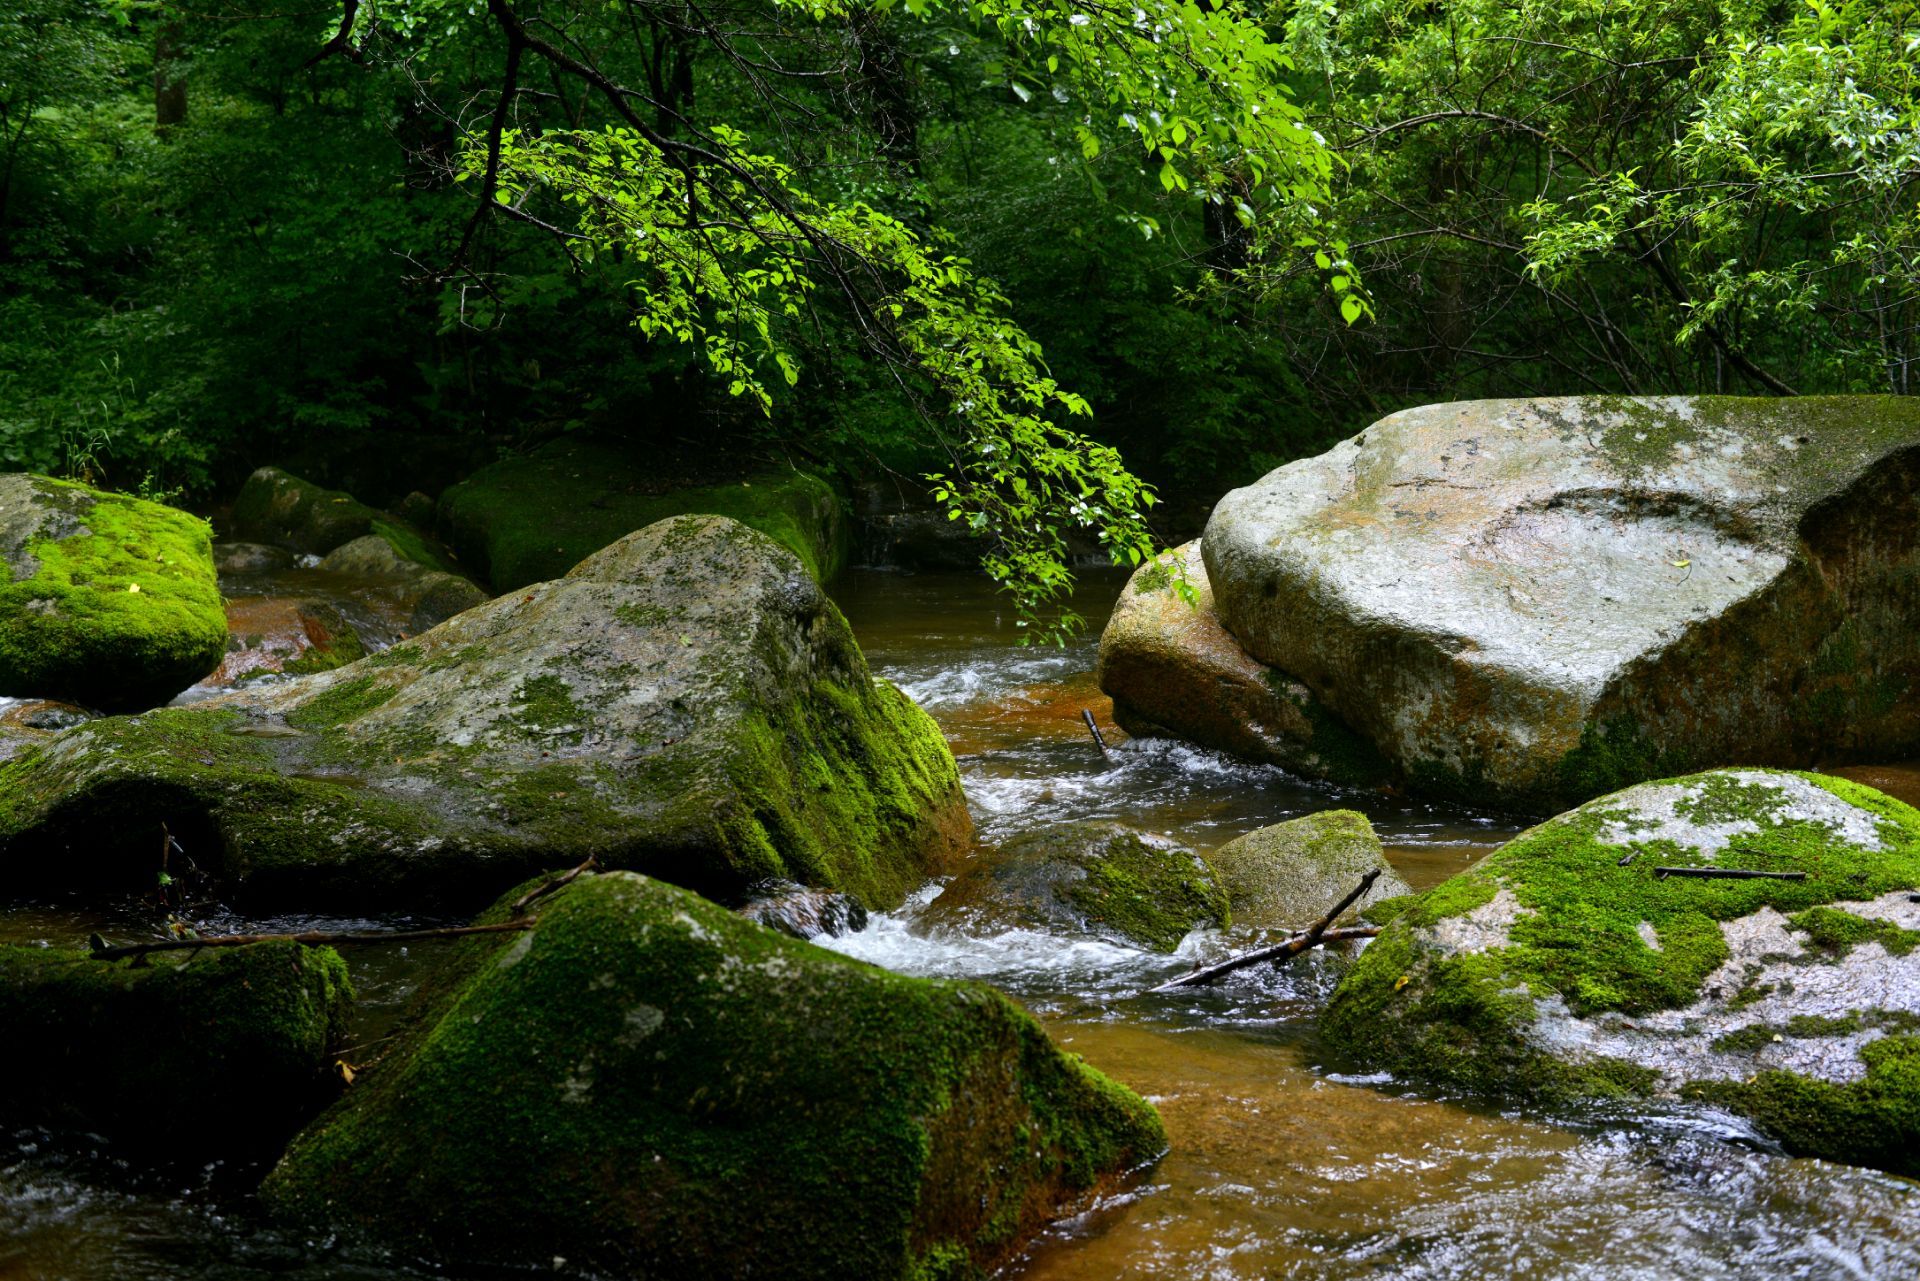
top-left (1203, 396), bottom-right (1920, 812)
top-left (0, 515), bottom-right (968, 912)
top-left (0, 473), bottom-right (226, 710)
top-left (0, 939), bottom-right (350, 1156)
top-left (262, 871), bottom-right (1164, 1279)
top-left (1210, 810), bottom-right (1412, 929)
top-left (437, 436), bottom-right (849, 590)
top-left (1096, 542), bottom-right (1390, 787)
top-left (925, 822), bottom-right (1229, 953)
top-left (1322, 768), bottom-right (1920, 1175)
top-left (317, 534), bottom-right (489, 634)
top-left (229, 466), bottom-right (455, 571)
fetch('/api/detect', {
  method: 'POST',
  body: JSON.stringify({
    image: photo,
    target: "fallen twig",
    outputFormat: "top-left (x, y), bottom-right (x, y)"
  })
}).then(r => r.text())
top-left (1653, 867), bottom-right (1806, 881)
top-left (509, 855), bottom-right (600, 914)
top-left (89, 919), bottom-right (536, 961)
top-left (1148, 869), bottom-right (1383, 993)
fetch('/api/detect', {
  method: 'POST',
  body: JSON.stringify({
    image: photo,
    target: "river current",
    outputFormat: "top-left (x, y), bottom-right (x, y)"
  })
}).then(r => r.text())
top-left (1, 567), bottom-right (1915, 1278)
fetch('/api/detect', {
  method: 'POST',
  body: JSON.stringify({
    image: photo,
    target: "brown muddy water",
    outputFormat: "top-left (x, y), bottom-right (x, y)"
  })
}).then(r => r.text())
top-left (1, 567), bottom-right (1915, 1279)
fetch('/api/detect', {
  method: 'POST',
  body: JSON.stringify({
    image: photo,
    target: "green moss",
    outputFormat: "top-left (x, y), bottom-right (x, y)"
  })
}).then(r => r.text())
top-left (437, 437), bottom-right (850, 590)
top-left (0, 475), bottom-right (226, 709)
top-left (368, 515), bottom-right (457, 574)
top-left (1060, 831), bottom-right (1230, 953)
top-left (283, 674), bottom-right (402, 729)
top-left (1324, 768), bottom-right (1920, 1108)
top-left (1788, 905), bottom-right (1920, 957)
top-left (264, 872), bottom-right (1163, 1279)
top-left (509, 672), bottom-right (585, 744)
top-left (1686, 1035), bottom-right (1920, 1176)
top-left (1554, 715), bottom-right (1694, 809)
top-left (0, 939), bottom-right (351, 1156)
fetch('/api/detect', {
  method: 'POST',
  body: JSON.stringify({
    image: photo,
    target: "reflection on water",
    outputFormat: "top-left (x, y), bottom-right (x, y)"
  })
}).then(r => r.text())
top-left (834, 567), bottom-right (1920, 1281)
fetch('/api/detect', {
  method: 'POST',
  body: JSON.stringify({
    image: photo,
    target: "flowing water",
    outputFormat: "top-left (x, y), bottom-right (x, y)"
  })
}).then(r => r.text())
top-left (1, 567), bottom-right (1915, 1278)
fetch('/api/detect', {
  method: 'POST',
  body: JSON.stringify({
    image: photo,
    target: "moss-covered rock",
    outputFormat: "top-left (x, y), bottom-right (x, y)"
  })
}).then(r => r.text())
top-left (228, 466), bottom-right (456, 572)
top-left (437, 436), bottom-right (849, 590)
top-left (262, 871), bottom-right (1164, 1279)
top-left (1322, 768), bottom-right (1920, 1175)
top-left (0, 473), bottom-right (226, 709)
top-left (0, 515), bottom-right (968, 912)
top-left (1203, 396), bottom-right (1920, 812)
top-left (1096, 542), bottom-right (1391, 787)
top-left (0, 939), bottom-right (350, 1156)
top-left (1210, 810), bottom-right (1411, 929)
top-left (925, 822), bottom-right (1229, 953)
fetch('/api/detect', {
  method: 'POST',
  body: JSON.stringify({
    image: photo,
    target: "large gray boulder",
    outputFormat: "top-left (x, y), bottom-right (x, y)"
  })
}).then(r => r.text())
top-left (0, 516), bottom-right (969, 912)
top-left (262, 871), bottom-right (1166, 1280)
top-left (1202, 396), bottom-right (1920, 811)
top-left (1323, 768), bottom-right (1920, 1176)
top-left (1097, 542), bottom-right (1388, 785)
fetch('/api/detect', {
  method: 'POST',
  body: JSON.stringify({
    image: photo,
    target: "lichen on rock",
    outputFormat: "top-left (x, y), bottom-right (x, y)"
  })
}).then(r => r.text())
top-left (0, 473), bottom-right (226, 709)
top-left (261, 871), bottom-right (1165, 1280)
top-left (1322, 767), bottom-right (1920, 1174)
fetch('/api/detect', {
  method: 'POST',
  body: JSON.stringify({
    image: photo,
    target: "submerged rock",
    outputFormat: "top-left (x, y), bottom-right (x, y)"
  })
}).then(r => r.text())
top-left (0, 699), bottom-right (92, 763)
top-left (212, 541), bottom-right (296, 575)
top-left (0, 473), bottom-right (226, 710)
top-left (0, 939), bottom-right (350, 1156)
top-left (0, 516), bottom-right (968, 912)
top-left (1323, 768), bottom-right (1920, 1175)
top-left (263, 871), bottom-right (1164, 1279)
top-left (437, 436), bottom-right (849, 591)
top-left (1201, 396), bottom-right (1920, 811)
top-left (1210, 810), bottom-right (1411, 929)
top-left (1096, 542), bottom-right (1389, 786)
top-left (926, 822), bottom-right (1229, 953)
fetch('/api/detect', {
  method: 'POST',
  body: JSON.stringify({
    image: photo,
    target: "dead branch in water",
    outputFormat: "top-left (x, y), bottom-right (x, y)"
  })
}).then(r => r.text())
top-left (90, 856), bottom-right (603, 961)
top-left (88, 919), bottom-right (535, 961)
top-left (1148, 869), bottom-right (1383, 993)
top-left (1081, 709), bottom-right (1109, 755)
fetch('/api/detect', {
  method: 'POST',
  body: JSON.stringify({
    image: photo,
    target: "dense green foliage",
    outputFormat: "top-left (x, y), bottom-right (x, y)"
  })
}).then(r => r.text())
top-left (3, 0), bottom-right (1915, 629)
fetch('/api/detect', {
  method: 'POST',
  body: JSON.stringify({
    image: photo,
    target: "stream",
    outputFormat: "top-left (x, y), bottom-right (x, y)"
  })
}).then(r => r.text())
top-left (1, 567), bottom-right (1916, 1278)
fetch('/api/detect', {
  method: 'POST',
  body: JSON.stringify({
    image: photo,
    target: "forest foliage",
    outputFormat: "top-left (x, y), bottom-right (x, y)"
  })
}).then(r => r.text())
top-left (2, 0), bottom-right (1916, 631)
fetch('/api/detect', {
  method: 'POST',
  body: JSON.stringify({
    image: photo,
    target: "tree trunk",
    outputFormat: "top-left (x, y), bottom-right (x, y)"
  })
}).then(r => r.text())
top-left (155, 23), bottom-right (187, 132)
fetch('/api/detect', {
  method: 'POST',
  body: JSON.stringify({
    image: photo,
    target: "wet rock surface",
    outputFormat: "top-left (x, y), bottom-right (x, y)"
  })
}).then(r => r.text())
top-left (0, 473), bottom-right (226, 709)
top-left (1210, 810), bottom-right (1412, 929)
top-left (204, 596), bottom-right (367, 686)
top-left (0, 516), bottom-right (969, 913)
top-left (262, 870), bottom-right (1165, 1281)
top-left (1324, 767), bottom-right (1920, 1175)
top-left (1097, 542), bottom-right (1389, 786)
top-left (739, 878), bottom-right (870, 939)
top-left (1202, 396), bottom-right (1920, 811)
top-left (317, 534), bottom-right (488, 634)
top-left (925, 821), bottom-right (1229, 953)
